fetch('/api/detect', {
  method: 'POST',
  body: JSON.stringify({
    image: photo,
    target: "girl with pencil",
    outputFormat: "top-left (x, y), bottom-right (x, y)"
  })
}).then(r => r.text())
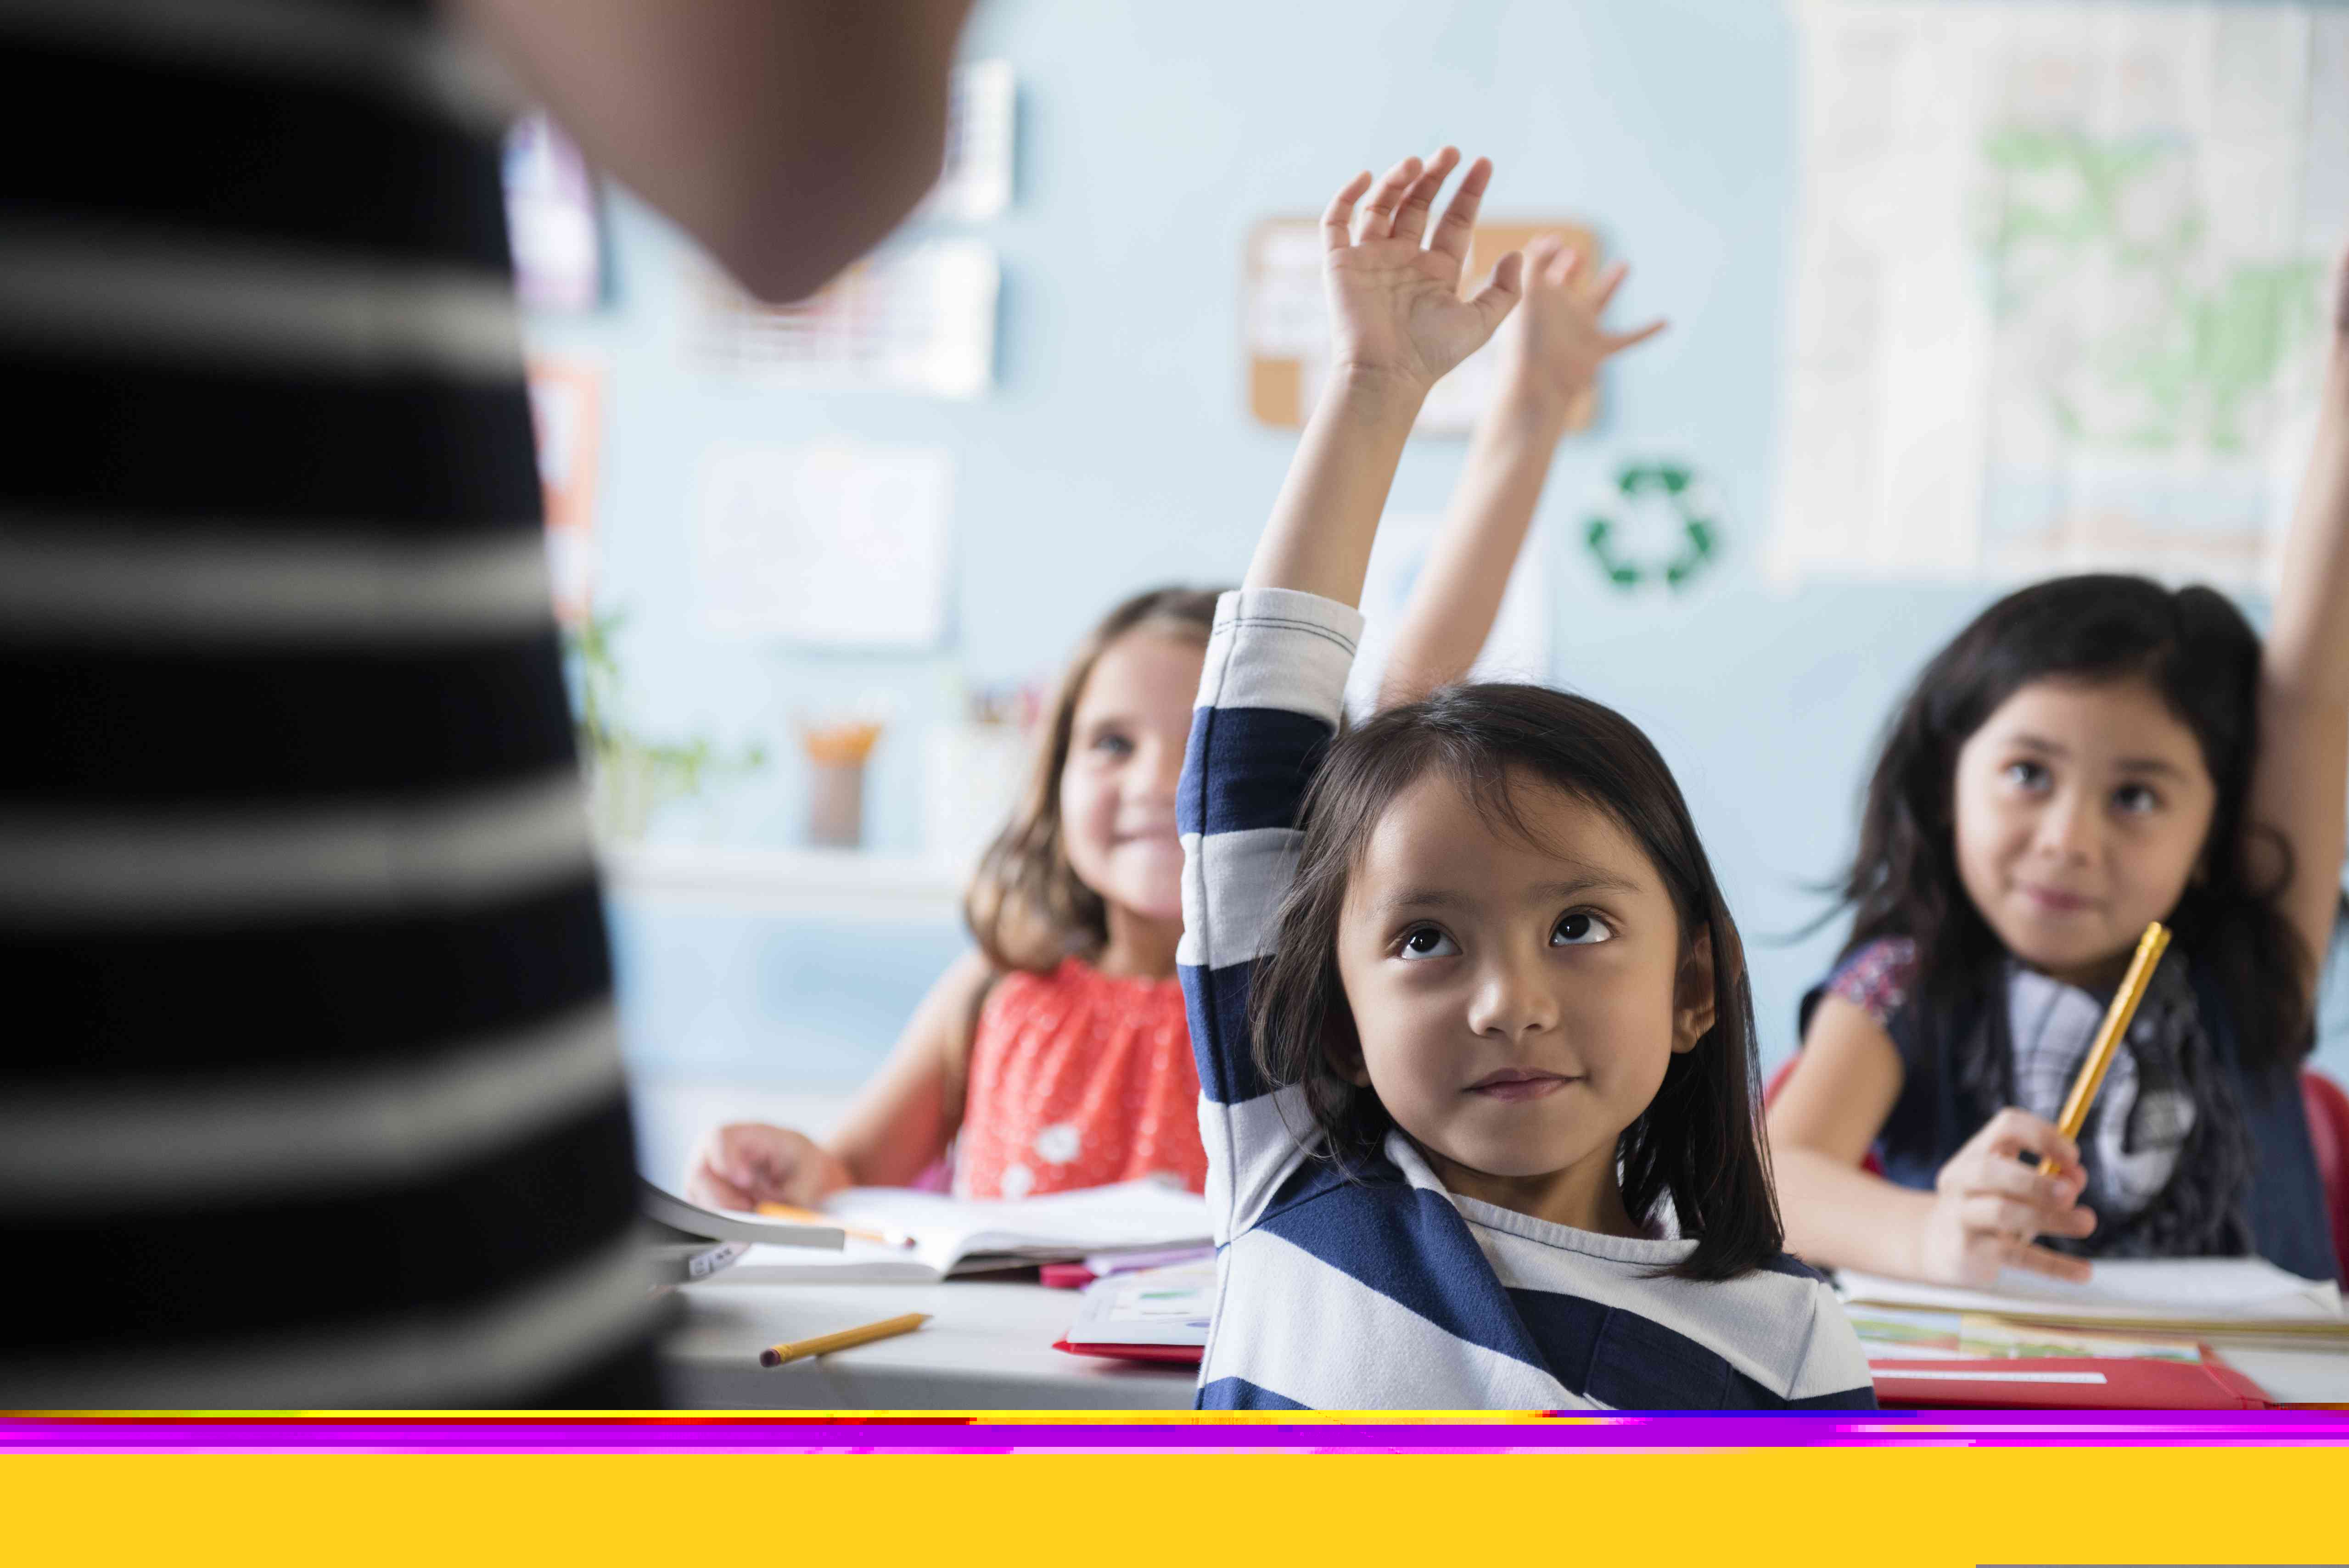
top-left (1769, 250), bottom-right (2349, 1289)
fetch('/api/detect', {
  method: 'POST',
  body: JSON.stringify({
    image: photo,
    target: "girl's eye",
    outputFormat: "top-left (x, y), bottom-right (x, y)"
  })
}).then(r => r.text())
top-left (1397, 926), bottom-right (1460, 961)
top-left (1090, 731), bottom-right (1134, 758)
top-left (2003, 760), bottom-right (2050, 791)
top-left (2114, 782), bottom-right (2161, 815)
top-left (1551, 911), bottom-right (1615, 947)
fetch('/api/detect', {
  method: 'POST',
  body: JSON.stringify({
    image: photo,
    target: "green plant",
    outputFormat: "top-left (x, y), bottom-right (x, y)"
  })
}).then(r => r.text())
top-left (564, 609), bottom-right (767, 841)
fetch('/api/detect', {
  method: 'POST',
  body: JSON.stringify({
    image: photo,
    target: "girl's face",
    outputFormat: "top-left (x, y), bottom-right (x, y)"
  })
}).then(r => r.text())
top-left (1951, 676), bottom-right (2217, 987)
top-left (1057, 626), bottom-right (1203, 924)
top-left (1332, 768), bottom-right (1712, 1217)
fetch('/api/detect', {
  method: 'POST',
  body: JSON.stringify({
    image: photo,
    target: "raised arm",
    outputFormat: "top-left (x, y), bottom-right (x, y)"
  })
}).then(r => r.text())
top-left (1183, 150), bottom-right (1518, 1237)
top-left (1245, 149), bottom-right (1523, 603)
top-left (2250, 248), bottom-right (2349, 994)
top-left (1378, 240), bottom-right (1665, 708)
top-left (453, 0), bottom-right (975, 303)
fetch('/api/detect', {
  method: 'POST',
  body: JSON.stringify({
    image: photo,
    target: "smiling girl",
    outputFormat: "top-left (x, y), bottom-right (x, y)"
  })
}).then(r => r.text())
top-left (1768, 254), bottom-right (2349, 1288)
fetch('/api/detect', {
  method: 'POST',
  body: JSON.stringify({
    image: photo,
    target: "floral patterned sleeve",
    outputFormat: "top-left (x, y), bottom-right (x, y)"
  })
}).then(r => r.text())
top-left (1823, 937), bottom-right (1919, 1033)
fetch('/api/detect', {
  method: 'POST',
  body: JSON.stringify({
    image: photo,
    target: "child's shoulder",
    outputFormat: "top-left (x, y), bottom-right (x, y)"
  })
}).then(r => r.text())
top-left (1820, 935), bottom-right (1920, 1031)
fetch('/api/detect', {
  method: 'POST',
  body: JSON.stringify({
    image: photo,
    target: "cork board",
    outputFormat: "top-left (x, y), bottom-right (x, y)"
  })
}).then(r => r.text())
top-left (1244, 217), bottom-right (1602, 434)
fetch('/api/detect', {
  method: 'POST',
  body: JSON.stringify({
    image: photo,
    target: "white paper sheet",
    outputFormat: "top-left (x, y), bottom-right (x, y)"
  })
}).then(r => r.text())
top-left (693, 440), bottom-right (952, 647)
top-left (721, 1180), bottom-right (1212, 1285)
top-left (1838, 1257), bottom-right (2345, 1324)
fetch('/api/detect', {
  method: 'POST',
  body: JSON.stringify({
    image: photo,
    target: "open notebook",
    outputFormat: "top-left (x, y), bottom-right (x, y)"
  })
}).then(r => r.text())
top-left (718, 1179), bottom-right (1214, 1284)
top-left (1836, 1257), bottom-right (2349, 1337)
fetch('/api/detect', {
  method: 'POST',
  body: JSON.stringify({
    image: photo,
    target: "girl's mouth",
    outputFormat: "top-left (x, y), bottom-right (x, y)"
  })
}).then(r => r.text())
top-left (1466, 1069), bottom-right (1577, 1101)
top-left (2018, 883), bottom-right (2096, 914)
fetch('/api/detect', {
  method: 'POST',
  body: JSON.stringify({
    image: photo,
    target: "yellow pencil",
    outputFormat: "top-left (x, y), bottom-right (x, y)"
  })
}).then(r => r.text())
top-left (2037, 920), bottom-right (2171, 1177)
top-left (754, 1201), bottom-right (915, 1249)
top-left (759, 1312), bottom-right (931, 1368)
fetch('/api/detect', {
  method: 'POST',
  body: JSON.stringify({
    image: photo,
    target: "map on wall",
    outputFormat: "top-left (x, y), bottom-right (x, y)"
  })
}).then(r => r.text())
top-left (1771, 0), bottom-right (2349, 587)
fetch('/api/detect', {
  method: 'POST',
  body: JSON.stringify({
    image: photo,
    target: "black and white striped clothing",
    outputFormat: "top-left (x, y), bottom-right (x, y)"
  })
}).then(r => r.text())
top-left (1177, 588), bottom-right (1876, 1409)
top-left (0, 0), bottom-right (657, 1405)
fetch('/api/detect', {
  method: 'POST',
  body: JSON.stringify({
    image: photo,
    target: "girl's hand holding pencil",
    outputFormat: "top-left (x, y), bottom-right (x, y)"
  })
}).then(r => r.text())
top-left (1917, 1109), bottom-right (2095, 1288)
top-left (1913, 922), bottom-right (2170, 1289)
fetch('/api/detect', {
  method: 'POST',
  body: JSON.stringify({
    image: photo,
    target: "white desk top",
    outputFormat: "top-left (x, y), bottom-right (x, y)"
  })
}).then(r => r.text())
top-left (661, 1275), bottom-right (2349, 1411)
top-left (662, 1275), bottom-right (1197, 1410)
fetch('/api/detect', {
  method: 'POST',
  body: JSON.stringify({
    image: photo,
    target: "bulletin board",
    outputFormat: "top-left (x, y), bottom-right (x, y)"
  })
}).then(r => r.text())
top-left (1244, 217), bottom-right (1602, 435)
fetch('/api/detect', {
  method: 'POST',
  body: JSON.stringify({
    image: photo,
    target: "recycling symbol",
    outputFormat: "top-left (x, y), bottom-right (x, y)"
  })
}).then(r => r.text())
top-left (1583, 460), bottom-right (1718, 591)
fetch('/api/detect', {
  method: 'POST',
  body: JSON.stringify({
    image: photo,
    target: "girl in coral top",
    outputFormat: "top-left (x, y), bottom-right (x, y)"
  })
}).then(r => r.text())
top-left (686, 234), bottom-right (1659, 1206)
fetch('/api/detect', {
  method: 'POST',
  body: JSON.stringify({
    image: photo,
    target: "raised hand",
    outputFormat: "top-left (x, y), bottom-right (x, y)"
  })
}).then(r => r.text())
top-left (1321, 147), bottom-right (1524, 394)
top-left (1496, 237), bottom-right (1668, 426)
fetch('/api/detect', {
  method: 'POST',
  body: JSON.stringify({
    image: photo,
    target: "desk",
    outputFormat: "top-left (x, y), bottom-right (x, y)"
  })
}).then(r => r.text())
top-left (662, 1275), bottom-right (1197, 1410)
top-left (662, 1276), bottom-right (2349, 1410)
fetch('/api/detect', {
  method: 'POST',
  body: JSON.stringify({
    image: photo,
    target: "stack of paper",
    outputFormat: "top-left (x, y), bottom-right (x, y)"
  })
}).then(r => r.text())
top-left (718, 1180), bottom-right (1213, 1285)
top-left (1061, 1260), bottom-right (1216, 1354)
top-left (1836, 1258), bottom-right (2349, 1338)
top-left (634, 1176), bottom-right (844, 1289)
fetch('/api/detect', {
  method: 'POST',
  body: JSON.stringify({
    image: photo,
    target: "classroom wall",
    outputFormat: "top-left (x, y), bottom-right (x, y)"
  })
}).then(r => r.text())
top-left (523, 0), bottom-right (2349, 1092)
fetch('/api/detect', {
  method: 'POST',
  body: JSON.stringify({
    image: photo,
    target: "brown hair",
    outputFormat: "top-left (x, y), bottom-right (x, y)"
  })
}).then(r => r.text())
top-left (1246, 683), bottom-right (1783, 1282)
top-left (964, 585), bottom-right (1225, 972)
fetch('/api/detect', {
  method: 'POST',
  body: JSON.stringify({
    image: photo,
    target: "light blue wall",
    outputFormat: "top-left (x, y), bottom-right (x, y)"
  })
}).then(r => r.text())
top-left (527, 0), bottom-right (2349, 1088)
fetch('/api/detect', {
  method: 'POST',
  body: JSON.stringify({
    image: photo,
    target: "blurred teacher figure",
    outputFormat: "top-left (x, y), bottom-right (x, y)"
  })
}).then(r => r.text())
top-left (0, 0), bottom-right (973, 1407)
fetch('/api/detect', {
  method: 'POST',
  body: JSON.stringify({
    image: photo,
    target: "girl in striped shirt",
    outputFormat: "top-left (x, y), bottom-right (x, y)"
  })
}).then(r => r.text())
top-left (1179, 148), bottom-right (1873, 1409)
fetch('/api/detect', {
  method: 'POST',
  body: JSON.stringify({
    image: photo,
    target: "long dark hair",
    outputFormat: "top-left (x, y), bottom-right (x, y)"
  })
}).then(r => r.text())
top-left (964, 585), bottom-right (1224, 973)
top-left (1246, 683), bottom-right (1783, 1282)
top-left (1837, 573), bottom-right (2312, 1075)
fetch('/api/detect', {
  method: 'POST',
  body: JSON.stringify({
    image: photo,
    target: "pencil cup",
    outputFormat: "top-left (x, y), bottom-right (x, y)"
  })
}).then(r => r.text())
top-left (800, 719), bottom-right (885, 850)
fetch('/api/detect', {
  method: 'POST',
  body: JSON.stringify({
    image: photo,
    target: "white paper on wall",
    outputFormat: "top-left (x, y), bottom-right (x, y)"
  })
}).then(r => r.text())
top-left (693, 442), bottom-right (953, 648)
top-left (920, 60), bottom-right (1016, 222)
top-left (695, 239), bottom-right (999, 399)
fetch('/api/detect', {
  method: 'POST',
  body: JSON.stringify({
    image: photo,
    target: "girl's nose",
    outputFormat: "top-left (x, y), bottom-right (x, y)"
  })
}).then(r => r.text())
top-left (1465, 952), bottom-right (1560, 1040)
top-left (2032, 789), bottom-right (2096, 862)
top-left (1140, 734), bottom-right (1184, 802)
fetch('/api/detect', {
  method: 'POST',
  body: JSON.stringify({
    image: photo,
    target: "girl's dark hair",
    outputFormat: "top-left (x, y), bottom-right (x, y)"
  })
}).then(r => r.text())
top-left (1247, 683), bottom-right (1783, 1282)
top-left (1838, 573), bottom-right (2312, 1074)
top-left (964, 585), bottom-right (1225, 973)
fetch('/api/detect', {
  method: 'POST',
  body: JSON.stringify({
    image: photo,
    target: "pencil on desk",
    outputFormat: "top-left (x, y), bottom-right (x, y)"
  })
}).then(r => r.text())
top-left (2037, 920), bottom-right (2171, 1177)
top-left (755, 1201), bottom-right (915, 1249)
top-left (759, 1312), bottom-right (930, 1368)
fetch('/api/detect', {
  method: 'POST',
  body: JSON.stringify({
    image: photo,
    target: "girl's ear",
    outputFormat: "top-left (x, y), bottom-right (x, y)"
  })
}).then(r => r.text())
top-left (1319, 998), bottom-right (1372, 1086)
top-left (1672, 928), bottom-right (1717, 1055)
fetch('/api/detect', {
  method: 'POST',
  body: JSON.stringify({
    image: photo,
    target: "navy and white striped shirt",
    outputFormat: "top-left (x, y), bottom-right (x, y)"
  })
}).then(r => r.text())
top-left (1177, 588), bottom-right (1876, 1410)
top-left (0, 0), bottom-right (656, 1406)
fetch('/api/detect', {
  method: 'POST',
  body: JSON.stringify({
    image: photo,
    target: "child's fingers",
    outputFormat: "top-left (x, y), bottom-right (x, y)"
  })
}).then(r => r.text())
top-left (686, 1161), bottom-right (758, 1213)
top-left (2004, 1241), bottom-right (2095, 1285)
top-left (1976, 1107), bottom-right (2080, 1170)
top-left (1524, 234), bottom-right (1566, 278)
top-left (1390, 146), bottom-right (1460, 246)
top-left (1321, 171), bottom-right (1374, 252)
top-left (1357, 155), bottom-right (1425, 243)
top-left (1589, 259), bottom-right (1631, 310)
top-left (1544, 241), bottom-right (1581, 290)
top-left (1427, 152), bottom-right (1492, 264)
top-left (1603, 317), bottom-right (1670, 354)
top-left (1467, 249), bottom-right (1525, 335)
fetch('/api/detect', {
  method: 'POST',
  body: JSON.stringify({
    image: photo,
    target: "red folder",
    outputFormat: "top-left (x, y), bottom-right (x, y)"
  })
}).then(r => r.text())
top-left (1053, 1337), bottom-right (1205, 1366)
top-left (1869, 1351), bottom-right (2271, 1409)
